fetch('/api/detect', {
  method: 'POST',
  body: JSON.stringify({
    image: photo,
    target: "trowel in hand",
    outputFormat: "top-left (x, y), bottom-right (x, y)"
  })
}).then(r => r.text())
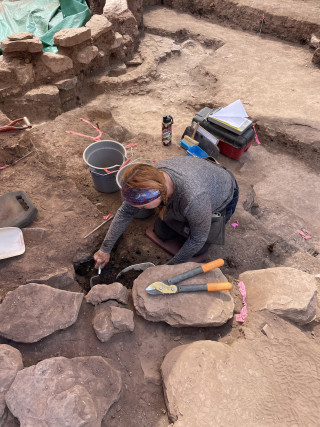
top-left (116, 262), bottom-right (155, 279)
top-left (90, 266), bottom-right (102, 288)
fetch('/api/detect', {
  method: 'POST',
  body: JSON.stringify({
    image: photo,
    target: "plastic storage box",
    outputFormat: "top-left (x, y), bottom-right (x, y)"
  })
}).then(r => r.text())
top-left (193, 107), bottom-right (254, 160)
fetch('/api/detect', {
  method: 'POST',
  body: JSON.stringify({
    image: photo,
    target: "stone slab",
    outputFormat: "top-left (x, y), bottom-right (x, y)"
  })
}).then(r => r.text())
top-left (77, 45), bottom-right (99, 64)
top-left (132, 262), bottom-right (234, 327)
top-left (8, 33), bottom-right (33, 41)
top-left (161, 313), bottom-right (320, 426)
top-left (1, 38), bottom-right (42, 53)
top-left (25, 85), bottom-right (60, 102)
top-left (5, 356), bottom-right (121, 426)
top-left (0, 345), bottom-right (23, 422)
top-left (85, 15), bottom-right (113, 40)
top-left (85, 283), bottom-right (129, 305)
top-left (54, 28), bottom-right (91, 47)
top-left (40, 52), bottom-right (73, 73)
top-left (0, 284), bottom-right (83, 342)
top-left (103, 0), bottom-right (128, 14)
top-left (239, 267), bottom-right (318, 324)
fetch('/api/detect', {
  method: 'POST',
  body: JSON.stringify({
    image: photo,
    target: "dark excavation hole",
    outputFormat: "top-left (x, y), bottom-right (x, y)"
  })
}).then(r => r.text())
top-left (73, 257), bottom-right (144, 293)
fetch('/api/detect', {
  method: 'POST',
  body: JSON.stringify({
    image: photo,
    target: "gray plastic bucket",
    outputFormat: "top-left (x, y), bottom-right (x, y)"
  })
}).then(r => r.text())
top-left (83, 140), bottom-right (127, 193)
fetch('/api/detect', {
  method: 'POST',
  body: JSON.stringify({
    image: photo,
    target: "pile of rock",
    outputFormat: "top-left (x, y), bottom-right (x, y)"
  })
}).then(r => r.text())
top-left (86, 282), bottom-right (135, 342)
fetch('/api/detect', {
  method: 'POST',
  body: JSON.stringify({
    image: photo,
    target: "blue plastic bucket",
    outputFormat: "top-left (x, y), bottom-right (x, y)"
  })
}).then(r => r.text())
top-left (83, 140), bottom-right (127, 193)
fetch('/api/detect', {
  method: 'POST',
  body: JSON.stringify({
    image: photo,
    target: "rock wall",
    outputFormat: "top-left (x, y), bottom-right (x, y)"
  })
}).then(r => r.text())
top-left (0, 3), bottom-right (140, 121)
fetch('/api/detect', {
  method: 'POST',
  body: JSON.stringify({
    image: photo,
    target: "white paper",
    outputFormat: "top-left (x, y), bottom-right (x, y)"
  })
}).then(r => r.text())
top-left (211, 116), bottom-right (250, 128)
top-left (213, 99), bottom-right (248, 118)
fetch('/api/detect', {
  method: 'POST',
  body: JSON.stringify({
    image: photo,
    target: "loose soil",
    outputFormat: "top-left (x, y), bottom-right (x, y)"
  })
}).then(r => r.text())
top-left (1, 3), bottom-right (320, 426)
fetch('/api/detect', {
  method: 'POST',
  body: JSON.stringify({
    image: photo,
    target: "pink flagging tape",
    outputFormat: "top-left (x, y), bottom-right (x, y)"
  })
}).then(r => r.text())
top-left (235, 281), bottom-right (248, 323)
top-left (103, 214), bottom-right (114, 221)
top-left (252, 125), bottom-right (261, 145)
top-left (0, 165), bottom-right (9, 170)
top-left (66, 118), bottom-right (102, 141)
top-left (297, 229), bottom-right (312, 239)
top-left (231, 220), bottom-right (239, 229)
top-left (223, 54), bottom-right (233, 59)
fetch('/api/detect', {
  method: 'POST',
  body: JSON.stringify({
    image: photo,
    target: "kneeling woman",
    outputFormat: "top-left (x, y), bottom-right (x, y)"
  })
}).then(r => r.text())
top-left (94, 156), bottom-right (238, 268)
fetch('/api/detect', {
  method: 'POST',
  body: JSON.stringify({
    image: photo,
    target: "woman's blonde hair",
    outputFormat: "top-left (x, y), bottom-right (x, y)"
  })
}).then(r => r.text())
top-left (122, 164), bottom-right (168, 218)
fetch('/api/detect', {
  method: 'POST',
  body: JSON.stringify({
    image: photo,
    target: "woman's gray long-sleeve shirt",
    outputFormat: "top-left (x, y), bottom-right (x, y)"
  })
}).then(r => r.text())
top-left (100, 156), bottom-right (236, 264)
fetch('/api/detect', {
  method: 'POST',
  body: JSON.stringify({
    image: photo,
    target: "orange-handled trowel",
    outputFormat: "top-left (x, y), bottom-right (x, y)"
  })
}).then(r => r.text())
top-left (145, 259), bottom-right (232, 296)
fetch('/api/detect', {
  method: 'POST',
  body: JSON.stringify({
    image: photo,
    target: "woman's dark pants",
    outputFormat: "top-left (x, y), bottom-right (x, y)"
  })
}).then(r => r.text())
top-left (154, 183), bottom-right (239, 256)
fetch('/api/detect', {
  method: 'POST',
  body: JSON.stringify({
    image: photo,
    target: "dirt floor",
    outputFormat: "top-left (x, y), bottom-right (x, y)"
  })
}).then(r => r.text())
top-left (1, 2), bottom-right (320, 426)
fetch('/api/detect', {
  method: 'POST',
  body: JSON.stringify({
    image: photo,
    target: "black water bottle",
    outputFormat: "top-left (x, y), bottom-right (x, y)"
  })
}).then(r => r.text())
top-left (162, 115), bottom-right (173, 146)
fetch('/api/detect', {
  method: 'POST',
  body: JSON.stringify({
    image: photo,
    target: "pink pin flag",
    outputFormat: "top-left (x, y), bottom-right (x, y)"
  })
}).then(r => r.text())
top-left (231, 220), bottom-right (239, 229)
top-left (252, 124), bottom-right (261, 145)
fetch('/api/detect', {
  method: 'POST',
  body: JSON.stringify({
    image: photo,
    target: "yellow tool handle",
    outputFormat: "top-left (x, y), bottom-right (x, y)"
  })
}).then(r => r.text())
top-left (201, 258), bottom-right (224, 273)
top-left (207, 282), bottom-right (232, 291)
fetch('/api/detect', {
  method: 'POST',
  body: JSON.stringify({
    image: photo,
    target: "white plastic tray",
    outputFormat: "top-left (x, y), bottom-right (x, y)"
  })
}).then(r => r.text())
top-left (0, 227), bottom-right (25, 260)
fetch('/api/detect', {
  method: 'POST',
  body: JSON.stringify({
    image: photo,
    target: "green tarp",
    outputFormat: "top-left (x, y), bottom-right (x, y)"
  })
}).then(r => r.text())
top-left (0, 0), bottom-right (91, 54)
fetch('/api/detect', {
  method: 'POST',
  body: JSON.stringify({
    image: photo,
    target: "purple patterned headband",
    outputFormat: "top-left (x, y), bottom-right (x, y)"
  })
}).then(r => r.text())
top-left (121, 183), bottom-right (161, 206)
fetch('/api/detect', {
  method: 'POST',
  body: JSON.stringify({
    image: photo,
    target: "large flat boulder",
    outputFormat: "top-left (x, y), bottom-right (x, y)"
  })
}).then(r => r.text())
top-left (132, 262), bottom-right (234, 327)
top-left (0, 284), bottom-right (83, 342)
top-left (161, 312), bottom-right (320, 426)
top-left (5, 356), bottom-right (121, 426)
top-left (239, 267), bottom-right (318, 324)
top-left (0, 345), bottom-right (23, 424)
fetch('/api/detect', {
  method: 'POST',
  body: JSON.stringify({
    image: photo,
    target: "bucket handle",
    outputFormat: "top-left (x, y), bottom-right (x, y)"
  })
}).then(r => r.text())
top-left (101, 143), bottom-right (135, 174)
top-left (103, 158), bottom-right (132, 174)
top-left (124, 143), bottom-right (138, 149)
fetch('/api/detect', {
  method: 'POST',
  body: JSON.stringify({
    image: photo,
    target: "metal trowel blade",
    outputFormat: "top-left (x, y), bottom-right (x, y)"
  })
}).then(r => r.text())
top-left (90, 275), bottom-right (101, 289)
top-left (116, 262), bottom-right (155, 279)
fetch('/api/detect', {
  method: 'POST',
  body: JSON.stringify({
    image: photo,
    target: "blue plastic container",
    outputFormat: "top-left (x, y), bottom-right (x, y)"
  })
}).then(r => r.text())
top-left (186, 145), bottom-right (208, 158)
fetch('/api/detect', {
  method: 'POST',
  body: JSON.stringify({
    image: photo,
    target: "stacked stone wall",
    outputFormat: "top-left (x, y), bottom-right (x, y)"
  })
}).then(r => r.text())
top-left (0, 3), bottom-right (140, 120)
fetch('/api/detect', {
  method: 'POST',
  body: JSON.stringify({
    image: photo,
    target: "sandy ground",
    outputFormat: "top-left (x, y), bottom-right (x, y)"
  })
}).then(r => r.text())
top-left (0, 3), bottom-right (320, 426)
top-left (233, 0), bottom-right (320, 24)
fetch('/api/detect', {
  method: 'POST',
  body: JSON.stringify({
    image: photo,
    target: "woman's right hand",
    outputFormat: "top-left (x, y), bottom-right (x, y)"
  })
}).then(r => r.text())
top-left (94, 250), bottom-right (110, 270)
